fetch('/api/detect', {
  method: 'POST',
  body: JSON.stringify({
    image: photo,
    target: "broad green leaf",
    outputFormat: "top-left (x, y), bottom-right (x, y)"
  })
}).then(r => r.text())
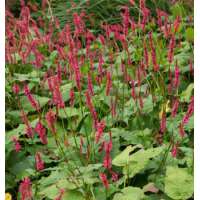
top-left (123, 146), bottom-right (165, 178)
top-left (14, 73), bottom-right (40, 82)
top-left (60, 83), bottom-right (73, 102)
top-left (164, 166), bottom-right (193, 200)
top-left (171, 3), bottom-right (186, 17)
top-left (184, 115), bottom-right (194, 131)
top-left (112, 146), bottom-right (136, 166)
top-left (129, 146), bottom-right (164, 162)
top-left (9, 155), bottom-right (35, 180)
top-left (38, 170), bottom-right (65, 187)
top-left (121, 129), bottom-right (153, 147)
top-left (185, 28), bottom-right (194, 42)
top-left (39, 184), bottom-right (59, 199)
top-left (142, 96), bottom-right (154, 113)
top-left (180, 83), bottom-right (194, 102)
top-left (6, 118), bottom-right (38, 143)
top-left (113, 187), bottom-right (145, 200)
top-left (62, 190), bottom-right (85, 200)
top-left (50, 50), bottom-right (58, 61)
top-left (56, 107), bottom-right (81, 118)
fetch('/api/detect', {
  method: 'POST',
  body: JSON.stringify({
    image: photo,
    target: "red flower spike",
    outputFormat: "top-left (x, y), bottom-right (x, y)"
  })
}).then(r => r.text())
top-left (171, 98), bottom-right (179, 118)
top-left (95, 121), bottom-right (106, 143)
top-left (103, 154), bottom-right (112, 169)
top-left (104, 140), bottom-right (112, 154)
top-left (48, 76), bottom-right (65, 108)
top-left (35, 121), bottom-right (47, 144)
top-left (174, 61), bottom-right (180, 88)
top-left (12, 83), bottom-right (20, 94)
top-left (182, 96), bottom-right (194, 125)
top-left (35, 152), bottom-right (44, 171)
top-left (87, 73), bottom-right (94, 96)
top-left (129, 0), bottom-right (135, 5)
top-left (45, 110), bottom-right (56, 134)
top-left (99, 173), bottom-right (109, 189)
top-left (99, 34), bottom-right (105, 45)
top-left (19, 177), bottom-right (32, 200)
top-left (24, 84), bottom-right (40, 112)
top-left (168, 36), bottom-right (175, 63)
top-left (171, 143), bottom-right (178, 158)
top-left (110, 171), bottom-right (119, 182)
top-left (12, 137), bottom-right (21, 152)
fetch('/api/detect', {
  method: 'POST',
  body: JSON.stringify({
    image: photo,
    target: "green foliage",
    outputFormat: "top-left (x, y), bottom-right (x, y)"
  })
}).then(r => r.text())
top-left (164, 166), bottom-right (194, 200)
top-left (113, 187), bottom-right (145, 200)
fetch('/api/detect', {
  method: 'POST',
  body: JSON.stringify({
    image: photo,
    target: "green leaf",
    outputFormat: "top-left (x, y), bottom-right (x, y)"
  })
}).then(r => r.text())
top-left (56, 107), bottom-right (81, 118)
top-left (180, 83), bottom-right (194, 102)
top-left (171, 3), bottom-right (186, 17)
top-left (121, 129), bottom-right (153, 147)
top-left (112, 146), bottom-right (136, 166)
top-left (113, 187), bottom-right (145, 200)
top-left (50, 50), bottom-right (58, 61)
top-left (142, 96), bottom-right (154, 113)
top-left (164, 166), bottom-right (193, 200)
top-left (60, 83), bottom-right (73, 102)
top-left (62, 190), bottom-right (85, 200)
top-left (9, 155), bottom-right (35, 180)
top-left (13, 73), bottom-right (40, 82)
top-left (184, 115), bottom-right (194, 131)
top-left (39, 184), bottom-right (59, 199)
top-left (123, 146), bottom-right (165, 178)
top-left (185, 28), bottom-right (194, 42)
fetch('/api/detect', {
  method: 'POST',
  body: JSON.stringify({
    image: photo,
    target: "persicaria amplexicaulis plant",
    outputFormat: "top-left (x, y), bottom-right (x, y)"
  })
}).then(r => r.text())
top-left (5, 0), bottom-right (193, 199)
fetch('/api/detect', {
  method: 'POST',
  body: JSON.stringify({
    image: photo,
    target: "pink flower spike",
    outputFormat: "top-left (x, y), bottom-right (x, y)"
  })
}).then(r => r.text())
top-left (99, 173), bottom-right (109, 189)
top-left (87, 73), bottom-right (94, 96)
top-left (110, 171), bottom-right (119, 182)
top-left (171, 98), bottom-right (179, 118)
top-left (173, 61), bottom-right (180, 88)
top-left (103, 154), bottom-right (112, 169)
top-left (35, 152), bottom-right (44, 171)
top-left (129, 0), bottom-right (135, 5)
top-left (12, 137), bottom-right (21, 152)
top-left (12, 83), bottom-right (20, 94)
top-left (95, 121), bottom-right (106, 143)
top-left (19, 177), bottom-right (32, 200)
top-left (24, 84), bottom-right (40, 112)
top-left (35, 121), bottom-right (47, 144)
top-left (45, 110), bottom-right (56, 134)
top-left (171, 143), bottom-right (178, 158)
